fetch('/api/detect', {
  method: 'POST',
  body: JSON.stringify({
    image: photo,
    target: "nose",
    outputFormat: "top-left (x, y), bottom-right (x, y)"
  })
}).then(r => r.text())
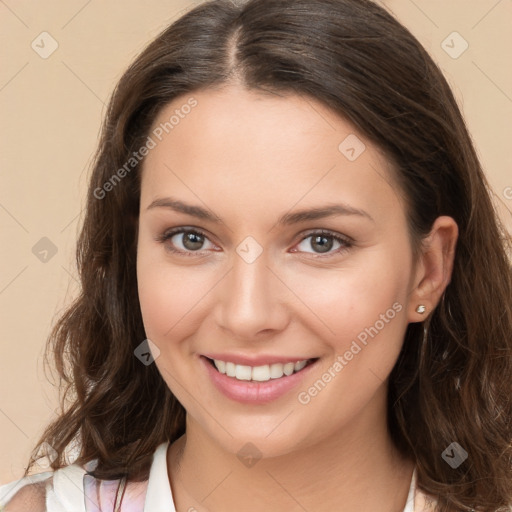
top-left (214, 249), bottom-right (290, 340)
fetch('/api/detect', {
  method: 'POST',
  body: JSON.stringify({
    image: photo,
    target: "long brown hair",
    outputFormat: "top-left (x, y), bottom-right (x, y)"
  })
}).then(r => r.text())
top-left (26, 0), bottom-right (512, 510)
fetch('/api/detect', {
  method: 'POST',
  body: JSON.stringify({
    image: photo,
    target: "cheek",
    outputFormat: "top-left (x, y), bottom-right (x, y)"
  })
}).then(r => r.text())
top-left (291, 254), bottom-right (411, 430)
top-left (332, 251), bottom-right (412, 386)
top-left (284, 246), bottom-right (411, 350)
top-left (136, 241), bottom-right (215, 343)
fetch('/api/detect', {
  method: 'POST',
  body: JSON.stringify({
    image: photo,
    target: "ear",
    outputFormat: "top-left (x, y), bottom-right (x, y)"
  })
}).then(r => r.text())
top-left (407, 216), bottom-right (458, 323)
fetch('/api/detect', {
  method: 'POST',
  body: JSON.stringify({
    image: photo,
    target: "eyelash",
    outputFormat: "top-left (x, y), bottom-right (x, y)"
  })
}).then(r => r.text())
top-left (155, 227), bottom-right (354, 259)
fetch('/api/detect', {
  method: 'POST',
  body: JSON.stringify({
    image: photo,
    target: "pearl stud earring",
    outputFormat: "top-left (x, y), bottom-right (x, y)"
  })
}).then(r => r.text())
top-left (416, 305), bottom-right (426, 314)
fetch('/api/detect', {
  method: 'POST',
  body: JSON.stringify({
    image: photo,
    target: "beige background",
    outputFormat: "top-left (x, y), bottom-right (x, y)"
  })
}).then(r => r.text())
top-left (0, 0), bottom-right (511, 483)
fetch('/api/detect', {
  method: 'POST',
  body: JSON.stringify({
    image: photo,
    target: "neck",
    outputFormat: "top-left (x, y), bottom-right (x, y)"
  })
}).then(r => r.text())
top-left (167, 391), bottom-right (414, 512)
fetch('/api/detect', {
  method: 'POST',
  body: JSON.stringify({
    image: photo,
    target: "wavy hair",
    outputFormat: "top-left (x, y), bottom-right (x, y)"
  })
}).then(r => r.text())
top-left (26, 0), bottom-right (512, 510)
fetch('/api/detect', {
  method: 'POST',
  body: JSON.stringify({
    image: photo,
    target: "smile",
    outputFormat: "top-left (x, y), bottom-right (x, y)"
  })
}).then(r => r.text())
top-left (201, 355), bottom-right (320, 404)
top-left (210, 358), bottom-right (316, 381)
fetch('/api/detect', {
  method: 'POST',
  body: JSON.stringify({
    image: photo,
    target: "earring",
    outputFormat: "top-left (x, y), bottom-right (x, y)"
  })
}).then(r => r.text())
top-left (416, 305), bottom-right (426, 314)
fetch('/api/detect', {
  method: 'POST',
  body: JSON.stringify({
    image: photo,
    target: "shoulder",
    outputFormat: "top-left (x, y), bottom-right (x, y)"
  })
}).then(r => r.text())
top-left (1, 461), bottom-right (87, 512)
top-left (3, 482), bottom-right (47, 512)
top-left (1, 473), bottom-right (52, 512)
top-left (0, 443), bottom-right (165, 512)
top-left (1, 468), bottom-right (148, 512)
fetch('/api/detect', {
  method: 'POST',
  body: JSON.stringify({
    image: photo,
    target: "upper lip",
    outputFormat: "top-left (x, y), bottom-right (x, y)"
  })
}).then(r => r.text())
top-left (202, 353), bottom-right (317, 366)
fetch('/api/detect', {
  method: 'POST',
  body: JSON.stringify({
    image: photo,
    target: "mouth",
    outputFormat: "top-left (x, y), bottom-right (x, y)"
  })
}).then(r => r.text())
top-left (201, 354), bottom-right (321, 403)
top-left (203, 356), bottom-right (319, 382)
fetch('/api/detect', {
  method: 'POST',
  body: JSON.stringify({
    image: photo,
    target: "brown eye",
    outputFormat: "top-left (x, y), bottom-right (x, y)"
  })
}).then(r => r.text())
top-left (157, 228), bottom-right (215, 256)
top-left (179, 231), bottom-right (205, 251)
top-left (294, 230), bottom-right (353, 257)
top-left (310, 234), bottom-right (334, 253)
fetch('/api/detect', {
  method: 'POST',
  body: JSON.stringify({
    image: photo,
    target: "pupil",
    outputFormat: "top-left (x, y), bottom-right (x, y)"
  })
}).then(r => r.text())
top-left (312, 235), bottom-right (332, 253)
top-left (183, 232), bottom-right (204, 250)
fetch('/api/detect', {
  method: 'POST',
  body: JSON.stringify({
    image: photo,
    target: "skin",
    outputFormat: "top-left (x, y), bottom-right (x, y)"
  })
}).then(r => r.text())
top-left (136, 84), bottom-right (458, 512)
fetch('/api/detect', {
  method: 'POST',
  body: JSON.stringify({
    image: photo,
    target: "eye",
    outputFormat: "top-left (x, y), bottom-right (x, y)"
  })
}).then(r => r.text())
top-left (156, 227), bottom-right (353, 258)
top-left (156, 227), bottom-right (216, 256)
top-left (292, 230), bottom-right (353, 257)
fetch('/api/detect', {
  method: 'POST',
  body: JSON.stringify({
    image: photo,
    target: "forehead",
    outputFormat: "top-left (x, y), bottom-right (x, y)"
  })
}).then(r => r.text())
top-left (141, 85), bottom-right (404, 227)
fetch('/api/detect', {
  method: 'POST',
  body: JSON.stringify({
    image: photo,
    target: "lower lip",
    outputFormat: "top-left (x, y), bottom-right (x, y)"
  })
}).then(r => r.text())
top-left (200, 356), bottom-right (319, 404)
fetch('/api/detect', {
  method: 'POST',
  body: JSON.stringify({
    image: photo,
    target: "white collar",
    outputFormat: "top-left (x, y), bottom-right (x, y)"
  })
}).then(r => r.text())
top-left (403, 466), bottom-right (417, 512)
top-left (144, 442), bottom-right (176, 512)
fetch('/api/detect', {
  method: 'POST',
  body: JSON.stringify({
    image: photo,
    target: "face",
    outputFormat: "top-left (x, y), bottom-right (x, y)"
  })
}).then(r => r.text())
top-left (136, 84), bottom-right (418, 458)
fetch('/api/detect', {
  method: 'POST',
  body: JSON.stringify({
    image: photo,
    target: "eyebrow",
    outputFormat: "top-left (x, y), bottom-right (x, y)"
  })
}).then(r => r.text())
top-left (146, 197), bottom-right (374, 225)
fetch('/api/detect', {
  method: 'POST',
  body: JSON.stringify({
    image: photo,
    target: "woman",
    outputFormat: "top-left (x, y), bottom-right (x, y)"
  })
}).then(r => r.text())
top-left (1, 0), bottom-right (511, 510)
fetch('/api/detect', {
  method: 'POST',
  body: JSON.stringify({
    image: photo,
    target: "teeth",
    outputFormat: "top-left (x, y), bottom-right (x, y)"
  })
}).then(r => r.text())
top-left (283, 362), bottom-right (295, 376)
top-left (226, 361), bottom-right (236, 377)
top-left (215, 360), bottom-right (226, 373)
top-left (269, 363), bottom-right (284, 379)
top-left (213, 358), bottom-right (311, 381)
top-left (294, 360), bottom-right (307, 372)
top-left (252, 365), bottom-right (271, 382)
top-left (235, 365), bottom-right (252, 381)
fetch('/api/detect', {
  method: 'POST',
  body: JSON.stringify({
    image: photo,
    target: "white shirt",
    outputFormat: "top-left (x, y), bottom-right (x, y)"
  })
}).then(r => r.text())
top-left (0, 442), bottom-right (422, 511)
